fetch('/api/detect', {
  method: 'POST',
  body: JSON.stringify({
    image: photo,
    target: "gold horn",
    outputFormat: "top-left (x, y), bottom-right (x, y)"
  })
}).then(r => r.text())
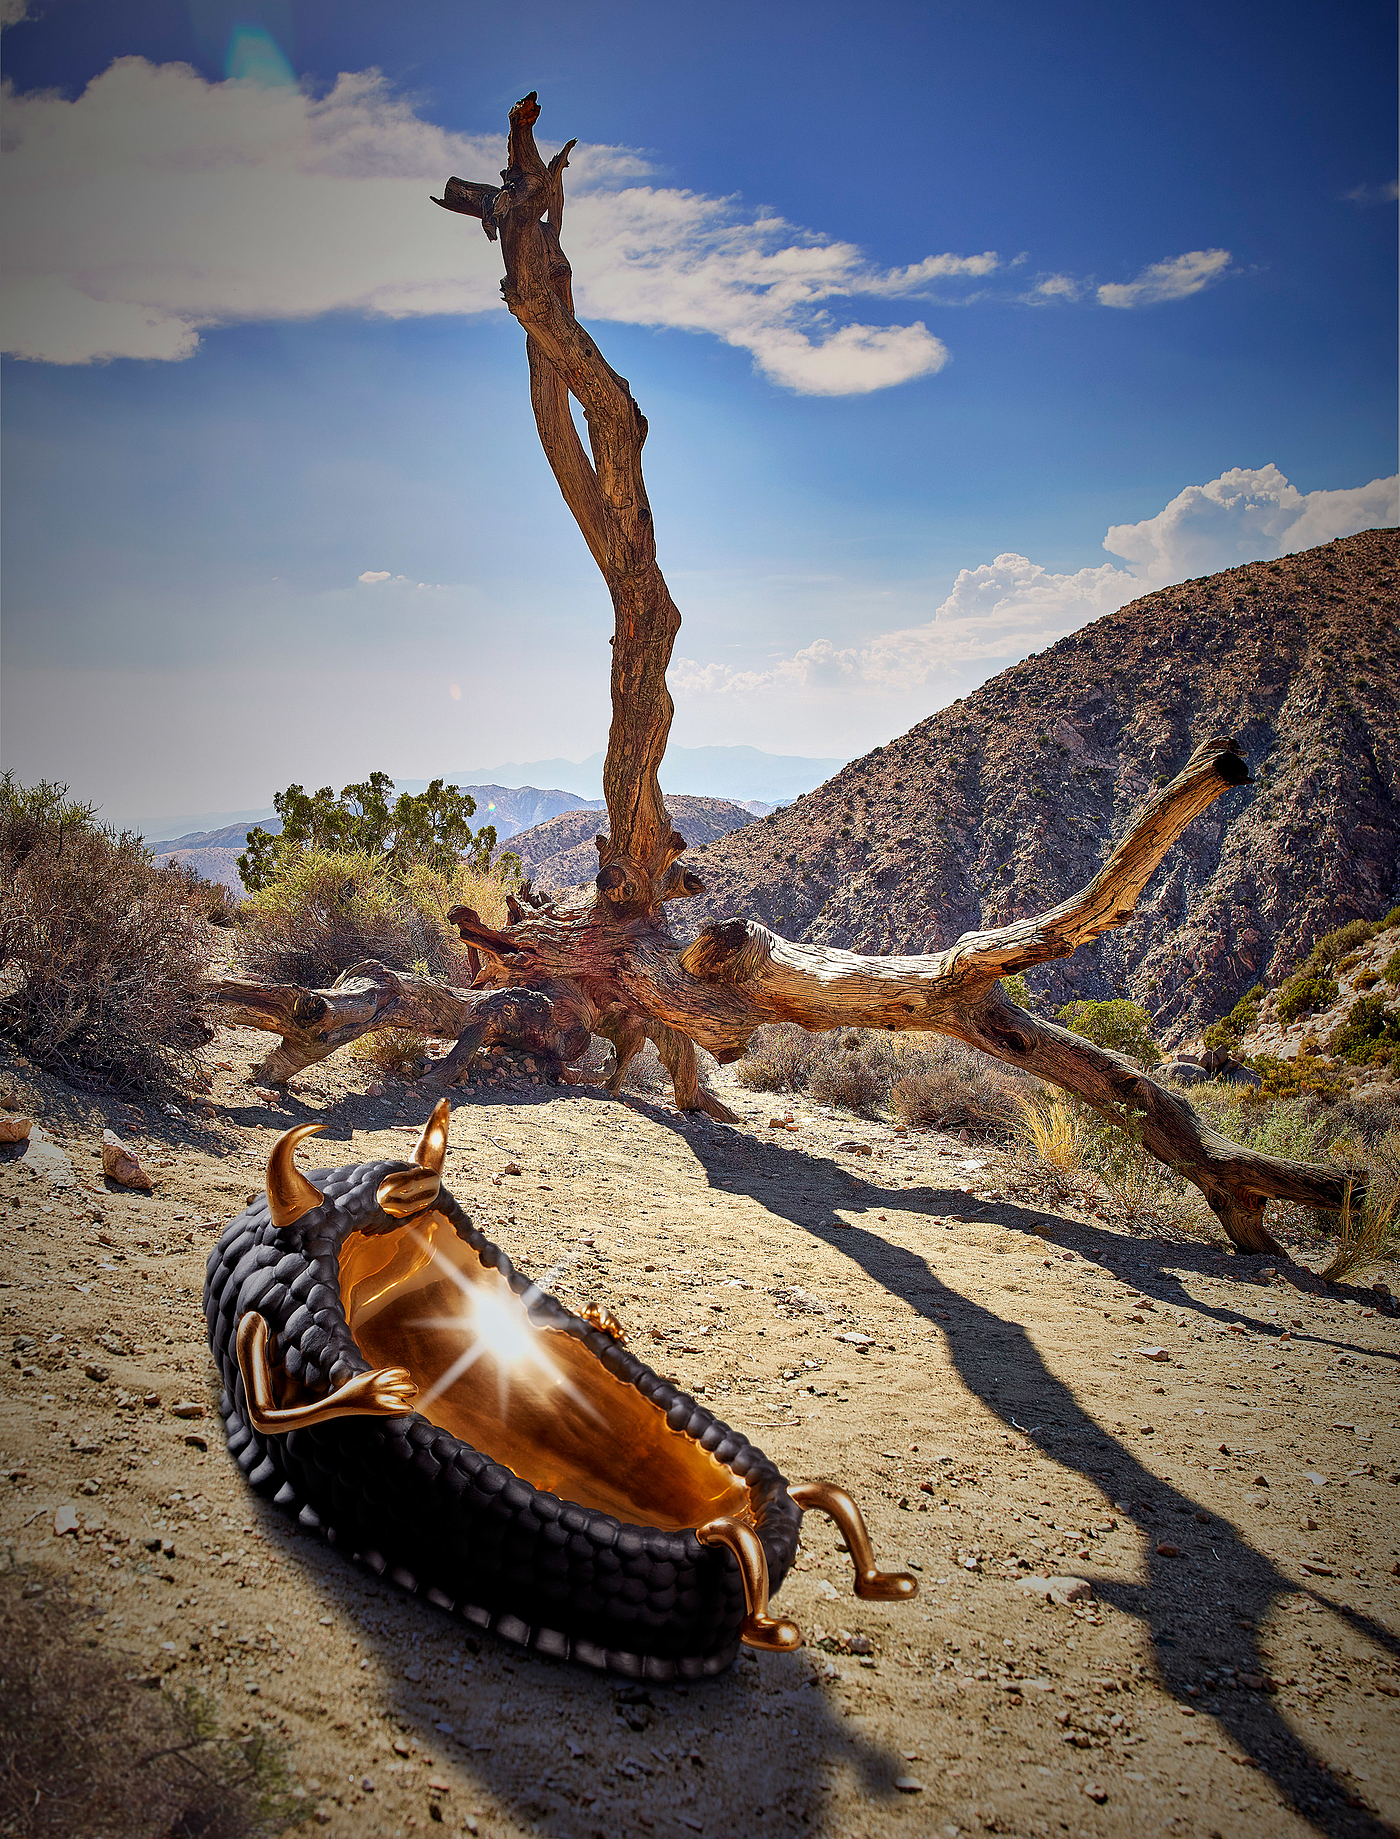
top-left (413, 1097), bottom-right (451, 1174)
top-left (266, 1123), bottom-right (326, 1230)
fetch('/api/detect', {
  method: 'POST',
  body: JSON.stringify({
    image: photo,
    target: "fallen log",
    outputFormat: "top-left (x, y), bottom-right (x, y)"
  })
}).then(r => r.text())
top-left (204, 959), bottom-right (589, 1088)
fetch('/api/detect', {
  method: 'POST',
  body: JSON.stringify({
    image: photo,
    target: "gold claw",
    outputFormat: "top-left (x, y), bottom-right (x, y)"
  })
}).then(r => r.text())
top-left (697, 1517), bottom-right (802, 1652)
top-left (235, 1313), bottom-right (417, 1435)
top-left (582, 1301), bottom-right (627, 1343)
top-left (413, 1096), bottom-right (451, 1174)
top-left (789, 1481), bottom-right (919, 1602)
top-left (266, 1124), bottom-right (325, 1230)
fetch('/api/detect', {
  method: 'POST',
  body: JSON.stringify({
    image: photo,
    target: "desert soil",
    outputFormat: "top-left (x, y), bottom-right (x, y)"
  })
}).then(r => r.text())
top-left (1, 1007), bottom-right (1397, 1839)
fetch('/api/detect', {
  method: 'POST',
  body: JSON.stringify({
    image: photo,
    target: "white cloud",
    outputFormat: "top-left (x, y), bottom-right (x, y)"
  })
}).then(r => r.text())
top-left (1103, 464), bottom-right (1400, 578)
top-left (0, 0), bottom-right (34, 25)
top-left (1030, 273), bottom-right (1081, 301)
top-left (1097, 248), bottom-right (1231, 308)
top-left (673, 464), bottom-right (1400, 705)
top-left (357, 570), bottom-right (392, 584)
top-left (0, 57), bottom-right (988, 394)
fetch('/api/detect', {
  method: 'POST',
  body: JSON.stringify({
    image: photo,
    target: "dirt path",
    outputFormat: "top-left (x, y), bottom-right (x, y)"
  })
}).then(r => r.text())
top-left (1, 1019), bottom-right (1397, 1839)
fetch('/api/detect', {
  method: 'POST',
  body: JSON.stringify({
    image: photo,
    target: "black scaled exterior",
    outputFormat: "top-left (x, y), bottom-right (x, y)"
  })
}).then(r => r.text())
top-left (204, 1161), bottom-right (800, 1678)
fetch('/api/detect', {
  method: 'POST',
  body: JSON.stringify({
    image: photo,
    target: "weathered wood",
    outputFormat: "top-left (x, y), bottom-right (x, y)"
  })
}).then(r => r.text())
top-left (430, 102), bottom-right (1354, 1255)
top-left (205, 960), bottom-right (588, 1088)
top-left (267, 94), bottom-right (1338, 1256)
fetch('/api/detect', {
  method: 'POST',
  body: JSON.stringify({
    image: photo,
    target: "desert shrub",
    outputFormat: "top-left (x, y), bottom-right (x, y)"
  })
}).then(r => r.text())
top-left (1273, 911), bottom-right (1399, 1025)
top-left (1328, 993), bottom-right (1400, 1076)
top-left (1000, 973), bottom-right (1034, 1011)
top-left (236, 848), bottom-right (522, 986)
top-left (1384, 949), bottom-right (1400, 987)
top-left (735, 1022), bottom-right (820, 1093)
top-left (1275, 967), bottom-right (1339, 1025)
top-left (1203, 982), bottom-right (1266, 1054)
top-left (889, 1038), bottom-right (1026, 1134)
top-left (0, 1570), bottom-right (298, 1838)
top-left (237, 848), bottom-right (437, 985)
top-left (807, 1029), bottom-right (905, 1115)
top-left (0, 775), bottom-right (214, 1090)
top-left (738, 1024), bottom-right (1025, 1127)
top-left (1240, 1050), bottom-right (1345, 1101)
top-left (1055, 998), bottom-right (1161, 1067)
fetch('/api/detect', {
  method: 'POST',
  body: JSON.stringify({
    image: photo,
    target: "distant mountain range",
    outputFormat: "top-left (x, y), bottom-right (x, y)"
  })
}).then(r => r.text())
top-left (508, 796), bottom-right (755, 894)
top-left (681, 529), bottom-right (1399, 1040)
top-left (445, 745), bottom-right (844, 804)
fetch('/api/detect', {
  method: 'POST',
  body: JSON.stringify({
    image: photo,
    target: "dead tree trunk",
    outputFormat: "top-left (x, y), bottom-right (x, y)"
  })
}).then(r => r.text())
top-left (206, 961), bottom-right (588, 1088)
top-left (419, 90), bottom-right (1361, 1257)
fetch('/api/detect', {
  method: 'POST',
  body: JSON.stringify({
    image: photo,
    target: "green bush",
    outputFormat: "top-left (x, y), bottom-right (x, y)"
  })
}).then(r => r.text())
top-left (1275, 910), bottom-right (1400, 1025)
top-left (1275, 969), bottom-right (1338, 1025)
top-left (239, 771), bottom-right (499, 892)
top-left (1055, 998), bottom-right (1161, 1068)
top-left (1328, 995), bottom-right (1400, 1076)
top-left (1203, 983), bottom-right (1266, 1053)
top-left (0, 775), bottom-right (215, 1090)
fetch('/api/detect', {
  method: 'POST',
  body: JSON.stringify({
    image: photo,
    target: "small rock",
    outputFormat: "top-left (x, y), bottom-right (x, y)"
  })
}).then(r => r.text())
top-left (0, 1115), bottom-right (33, 1143)
top-left (83, 1362), bottom-right (110, 1383)
top-left (1156, 1543), bottom-right (1180, 1557)
top-left (101, 1130), bottom-right (152, 1191)
top-left (1017, 1575), bottom-right (1092, 1605)
top-left (53, 1503), bottom-right (79, 1536)
top-left (894, 1776), bottom-right (925, 1793)
top-left (1136, 1345), bottom-right (1171, 1363)
top-left (501, 1162), bottom-right (523, 1177)
top-left (170, 1400), bottom-right (206, 1420)
top-left (847, 1634), bottom-right (874, 1655)
top-left (1084, 1783), bottom-right (1108, 1803)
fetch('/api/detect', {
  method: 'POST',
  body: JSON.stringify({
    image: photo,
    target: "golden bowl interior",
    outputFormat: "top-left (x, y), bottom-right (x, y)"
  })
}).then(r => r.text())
top-left (340, 1212), bottom-right (754, 1531)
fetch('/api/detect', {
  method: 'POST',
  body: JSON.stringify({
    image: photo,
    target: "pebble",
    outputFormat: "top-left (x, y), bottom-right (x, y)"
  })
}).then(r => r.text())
top-left (53, 1503), bottom-right (79, 1536)
top-left (170, 1400), bottom-right (206, 1419)
top-left (0, 1115), bottom-right (33, 1143)
top-left (894, 1775), bottom-right (925, 1793)
top-left (101, 1130), bottom-right (152, 1191)
top-left (1136, 1346), bottom-right (1171, 1362)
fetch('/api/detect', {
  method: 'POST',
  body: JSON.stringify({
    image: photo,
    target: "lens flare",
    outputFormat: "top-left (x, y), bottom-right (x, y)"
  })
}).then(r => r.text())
top-left (404, 1228), bottom-right (602, 1426)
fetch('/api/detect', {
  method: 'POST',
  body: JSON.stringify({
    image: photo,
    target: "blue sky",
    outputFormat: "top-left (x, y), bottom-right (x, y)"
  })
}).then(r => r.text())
top-left (1, 0), bottom-right (1395, 828)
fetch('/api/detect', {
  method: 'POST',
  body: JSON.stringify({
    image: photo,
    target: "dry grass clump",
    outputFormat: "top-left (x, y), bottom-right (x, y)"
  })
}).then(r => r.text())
top-left (1319, 1127), bottom-right (1400, 1284)
top-left (0, 775), bottom-right (215, 1091)
top-left (1008, 1089), bottom-right (1211, 1232)
top-left (236, 851), bottom-right (516, 987)
top-left (349, 1026), bottom-right (434, 1078)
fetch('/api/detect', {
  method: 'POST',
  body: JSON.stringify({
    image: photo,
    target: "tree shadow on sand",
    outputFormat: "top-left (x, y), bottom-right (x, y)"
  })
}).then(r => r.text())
top-left (617, 1095), bottom-right (1399, 1839)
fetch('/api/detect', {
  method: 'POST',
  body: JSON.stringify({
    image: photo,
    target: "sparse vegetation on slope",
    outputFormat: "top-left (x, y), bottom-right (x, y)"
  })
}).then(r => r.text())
top-left (686, 530), bottom-right (1399, 1038)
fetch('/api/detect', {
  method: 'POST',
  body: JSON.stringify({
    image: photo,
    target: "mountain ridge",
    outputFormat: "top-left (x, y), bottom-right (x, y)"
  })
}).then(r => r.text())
top-left (677, 529), bottom-right (1399, 1041)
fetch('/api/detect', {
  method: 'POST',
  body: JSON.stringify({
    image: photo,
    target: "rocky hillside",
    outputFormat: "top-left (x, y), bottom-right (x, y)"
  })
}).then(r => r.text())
top-left (511, 795), bottom-right (755, 894)
top-left (681, 529), bottom-right (1399, 1041)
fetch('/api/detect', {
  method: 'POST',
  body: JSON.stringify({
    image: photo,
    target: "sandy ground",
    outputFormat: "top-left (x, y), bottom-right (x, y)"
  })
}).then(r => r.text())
top-left (1, 1014), bottom-right (1398, 1839)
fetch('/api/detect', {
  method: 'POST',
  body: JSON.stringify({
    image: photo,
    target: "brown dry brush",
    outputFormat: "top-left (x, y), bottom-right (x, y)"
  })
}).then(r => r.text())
top-left (0, 1573), bottom-right (296, 1839)
top-left (0, 777), bottom-right (215, 1091)
top-left (205, 92), bottom-right (1356, 1259)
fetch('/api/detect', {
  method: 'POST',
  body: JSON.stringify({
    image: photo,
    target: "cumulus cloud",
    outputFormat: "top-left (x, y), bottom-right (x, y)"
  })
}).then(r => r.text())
top-left (357, 570), bottom-right (392, 584)
top-left (0, 57), bottom-right (989, 393)
top-left (673, 464), bottom-right (1399, 703)
top-left (1097, 248), bottom-right (1230, 308)
top-left (1103, 464), bottom-right (1400, 578)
